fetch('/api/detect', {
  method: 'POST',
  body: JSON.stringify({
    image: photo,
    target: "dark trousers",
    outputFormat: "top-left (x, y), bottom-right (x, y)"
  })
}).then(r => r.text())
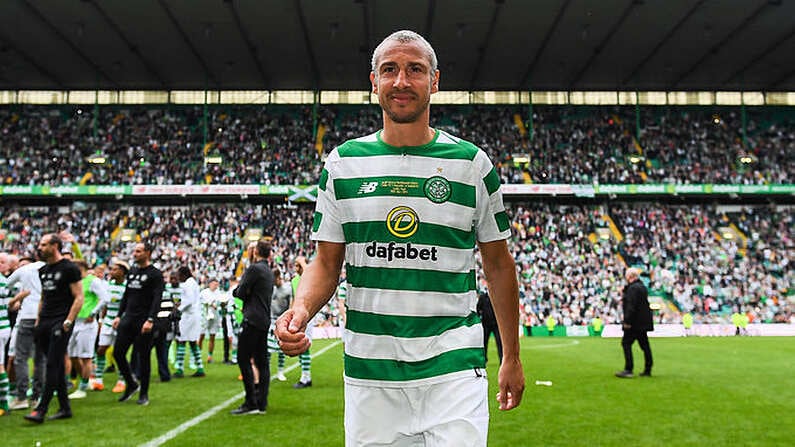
top-left (114, 317), bottom-right (154, 396)
top-left (482, 320), bottom-right (503, 364)
top-left (222, 316), bottom-right (230, 362)
top-left (153, 330), bottom-right (170, 380)
top-left (237, 322), bottom-right (269, 410)
top-left (621, 330), bottom-right (653, 373)
top-left (33, 320), bottom-right (70, 415)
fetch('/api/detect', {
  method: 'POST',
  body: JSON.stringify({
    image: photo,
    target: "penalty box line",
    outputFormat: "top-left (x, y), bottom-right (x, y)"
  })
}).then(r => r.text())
top-left (140, 339), bottom-right (343, 447)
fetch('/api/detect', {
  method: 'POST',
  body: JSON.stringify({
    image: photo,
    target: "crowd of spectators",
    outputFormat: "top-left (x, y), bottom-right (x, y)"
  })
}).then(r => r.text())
top-left (612, 204), bottom-right (793, 324)
top-left (1, 202), bottom-right (790, 326)
top-left (1, 105), bottom-right (793, 186)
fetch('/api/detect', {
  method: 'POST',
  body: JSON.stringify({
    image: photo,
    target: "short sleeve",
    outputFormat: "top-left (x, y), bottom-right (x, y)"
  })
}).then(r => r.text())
top-left (311, 150), bottom-right (345, 243)
top-left (473, 150), bottom-right (510, 243)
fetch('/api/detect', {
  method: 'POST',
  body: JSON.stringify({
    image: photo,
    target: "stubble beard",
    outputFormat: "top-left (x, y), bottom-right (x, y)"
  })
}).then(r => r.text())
top-left (381, 92), bottom-right (430, 124)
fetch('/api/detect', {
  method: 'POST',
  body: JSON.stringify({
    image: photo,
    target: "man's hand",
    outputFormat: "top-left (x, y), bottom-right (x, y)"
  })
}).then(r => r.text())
top-left (112, 316), bottom-right (120, 329)
top-left (622, 323), bottom-right (631, 330)
top-left (275, 308), bottom-right (311, 356)
top-left (142, 320), bottom-right (153, 334)
top-left (496, 358), bottom-right (525, 411)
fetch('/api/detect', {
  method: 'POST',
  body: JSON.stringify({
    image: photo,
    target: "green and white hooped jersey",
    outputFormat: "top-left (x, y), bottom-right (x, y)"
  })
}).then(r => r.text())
top-left (102, 280), bottom-right (126, 328)
top-left (0, 273), bottom-right (9, 333)
top-left (312, 129), bottom-right (510, 387)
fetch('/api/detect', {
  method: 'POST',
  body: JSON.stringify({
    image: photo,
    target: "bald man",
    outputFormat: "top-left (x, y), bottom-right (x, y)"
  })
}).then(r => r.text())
top-left (615, 268), bottom-right (654, 378)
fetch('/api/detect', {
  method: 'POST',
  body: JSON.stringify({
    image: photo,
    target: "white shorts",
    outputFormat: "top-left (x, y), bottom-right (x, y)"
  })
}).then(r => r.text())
top-left (178, 313), bottom-right (201, 342)
top-left (0, 329), bottom-right (9, 366)
top-left (7, 324), bottom-right (17, 358)
top-left (202, 314), bottom-right (221, 336)
top-left (68, 320), bottom-right (99, 358)
top-left (344, 372), bottom-right (489, 447)
top-left (98, 324), bottom-right (117, 347)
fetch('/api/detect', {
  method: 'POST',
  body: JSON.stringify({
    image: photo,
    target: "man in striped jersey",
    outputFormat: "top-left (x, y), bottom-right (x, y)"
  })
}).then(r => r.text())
top-left (0, 253), bottom-right (11, 416)
top-left (277, 30), bottom-right (525, 446)
top-left (92, 260), bottom-right (129, 393)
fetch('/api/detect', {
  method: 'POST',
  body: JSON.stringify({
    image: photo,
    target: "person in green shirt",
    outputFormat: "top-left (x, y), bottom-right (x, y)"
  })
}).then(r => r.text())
top-left (67, 260), bottom-right (109, 399)
top-left (731, 311), bottom-right (743, 336)
top-left (682, 312), bottom-right (694, 336)
top-left (591, 315), bottom-right (603, 336)
top-left (291, 256), bottom-right (313, 389)
top-left (545, 314), bottom-right (557, 336)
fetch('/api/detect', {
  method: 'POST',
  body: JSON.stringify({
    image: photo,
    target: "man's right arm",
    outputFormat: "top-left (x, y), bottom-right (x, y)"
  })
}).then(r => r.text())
top-left (275, 241), bottom-right (345, 356)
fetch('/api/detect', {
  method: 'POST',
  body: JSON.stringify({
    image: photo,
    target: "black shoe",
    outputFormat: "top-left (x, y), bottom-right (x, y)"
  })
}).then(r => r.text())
top-left (192, 370), bottom-right (206, 378)
top-left (104, 365), bottom-right (116, 374)
top-left (137, 396), bottom-right (149, 406)
top-left (230, 404), bottom-right (262, 415)
top-left (48, 409), bottom-right (73, 420)
top-left (23, 410), bottom-right (45, 423)
top-left (119, 382), bottom-right (140, 402)
top-left (160, 376), bottom-right (171, 382)
top-left (640, 371), bottom-right (652, 377)
top-left (615, 370), bottom-right (634, 378)
top-left (223, 360), bottom-right (235, 365)
top-left (293, 380), bottom-right (312, 389)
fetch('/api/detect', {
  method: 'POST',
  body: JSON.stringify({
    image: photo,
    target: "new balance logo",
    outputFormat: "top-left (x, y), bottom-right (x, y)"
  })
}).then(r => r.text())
top-left (357, 181), bottom-right (378, 194)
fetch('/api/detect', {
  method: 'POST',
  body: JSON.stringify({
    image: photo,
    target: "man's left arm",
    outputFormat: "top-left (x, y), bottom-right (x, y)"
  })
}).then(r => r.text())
top-left (478, 239), bottom-right (525, 411)
top-left (66, 281), bottom-right (84, 332)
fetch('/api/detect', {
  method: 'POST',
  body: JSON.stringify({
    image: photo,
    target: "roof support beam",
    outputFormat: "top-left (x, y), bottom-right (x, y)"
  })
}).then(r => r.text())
top-left (295, 0), bottom-right (321, 89)
top-left (669, 2), bottom-right (769, 89)
top-left (225, 1), bottom-right (270, 88)
top-left (568, 0), bottom-right (638, 89)
top-left (423, 0), bottom-right (436, 42)
top-left (157, 0), bottom-right (219, 88)
top-left (724, 26), bottom-right (795, 86)
top-left (621, 0), bottom-right (703, 87)
top-left (519, 0), bottom-right (571, 90)
top-left (0, 32), bottom-right (65, 88)
top-left (21, 0), bottom-right (117, 88)
top-left (87, 0), bottom-right (168, 89)
top-left (469, 0), bottom-right (503, 89)
top-left (765, 67), bottom-right (795, 90)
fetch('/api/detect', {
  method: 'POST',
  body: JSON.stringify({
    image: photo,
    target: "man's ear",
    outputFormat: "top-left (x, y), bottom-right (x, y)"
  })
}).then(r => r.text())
top-left (370, 72), bottom-right (378, 94)
top-left (431, 70), bottom-right (440, 94)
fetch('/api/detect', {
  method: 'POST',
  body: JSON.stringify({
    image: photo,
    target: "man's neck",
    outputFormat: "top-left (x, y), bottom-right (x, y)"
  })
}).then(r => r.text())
top-left (137, 260), bottom-right (151, 269)
top-left (48, 253), bottom-right (63, 265)
top-left (380, 119), bottom-right (435, 147)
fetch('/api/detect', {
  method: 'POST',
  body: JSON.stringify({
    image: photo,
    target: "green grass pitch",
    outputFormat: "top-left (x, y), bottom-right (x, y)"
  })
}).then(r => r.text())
top-left (4, 336), bottom-right (794, 446)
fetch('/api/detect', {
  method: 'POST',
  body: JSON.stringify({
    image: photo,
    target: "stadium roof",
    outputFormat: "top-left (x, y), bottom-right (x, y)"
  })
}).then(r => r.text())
top-left (0, 0), bottom-right (793, 92)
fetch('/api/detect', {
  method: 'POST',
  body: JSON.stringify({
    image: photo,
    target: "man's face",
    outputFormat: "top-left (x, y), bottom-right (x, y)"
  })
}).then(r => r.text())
top-left (0, 255), bottom-right (9, 275)
top-left (209, 280), bottom-right (218, 291)
top-left (37, 236), bottom-right (57, 261)
top-left (110, 265), bottom-right (126, 282)
top-left (133, 244), bottom-right (148, 264)
top-left (370, 40), bottom-right (439, 125)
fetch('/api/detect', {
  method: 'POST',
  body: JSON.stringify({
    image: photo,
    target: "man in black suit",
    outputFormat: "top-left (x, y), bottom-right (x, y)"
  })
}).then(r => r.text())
top-left (615, 268), bottom-right (653, 378)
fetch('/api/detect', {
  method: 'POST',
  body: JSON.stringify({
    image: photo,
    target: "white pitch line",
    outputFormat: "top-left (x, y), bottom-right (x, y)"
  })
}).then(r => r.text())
top-left (140, 340), bottom-right (343, 447)
top-left (521, 339), bottom-right (581, 350)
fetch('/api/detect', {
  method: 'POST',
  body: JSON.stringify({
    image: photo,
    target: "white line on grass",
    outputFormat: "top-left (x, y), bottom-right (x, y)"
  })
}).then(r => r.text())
top-left (140, 340), bottom-right (343, 447)
top-left (521, 339), bottom-right (581, 350)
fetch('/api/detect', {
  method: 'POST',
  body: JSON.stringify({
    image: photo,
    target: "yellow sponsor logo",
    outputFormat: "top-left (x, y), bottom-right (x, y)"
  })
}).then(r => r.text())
top-left (386, 206), bottom-right (419, 238)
